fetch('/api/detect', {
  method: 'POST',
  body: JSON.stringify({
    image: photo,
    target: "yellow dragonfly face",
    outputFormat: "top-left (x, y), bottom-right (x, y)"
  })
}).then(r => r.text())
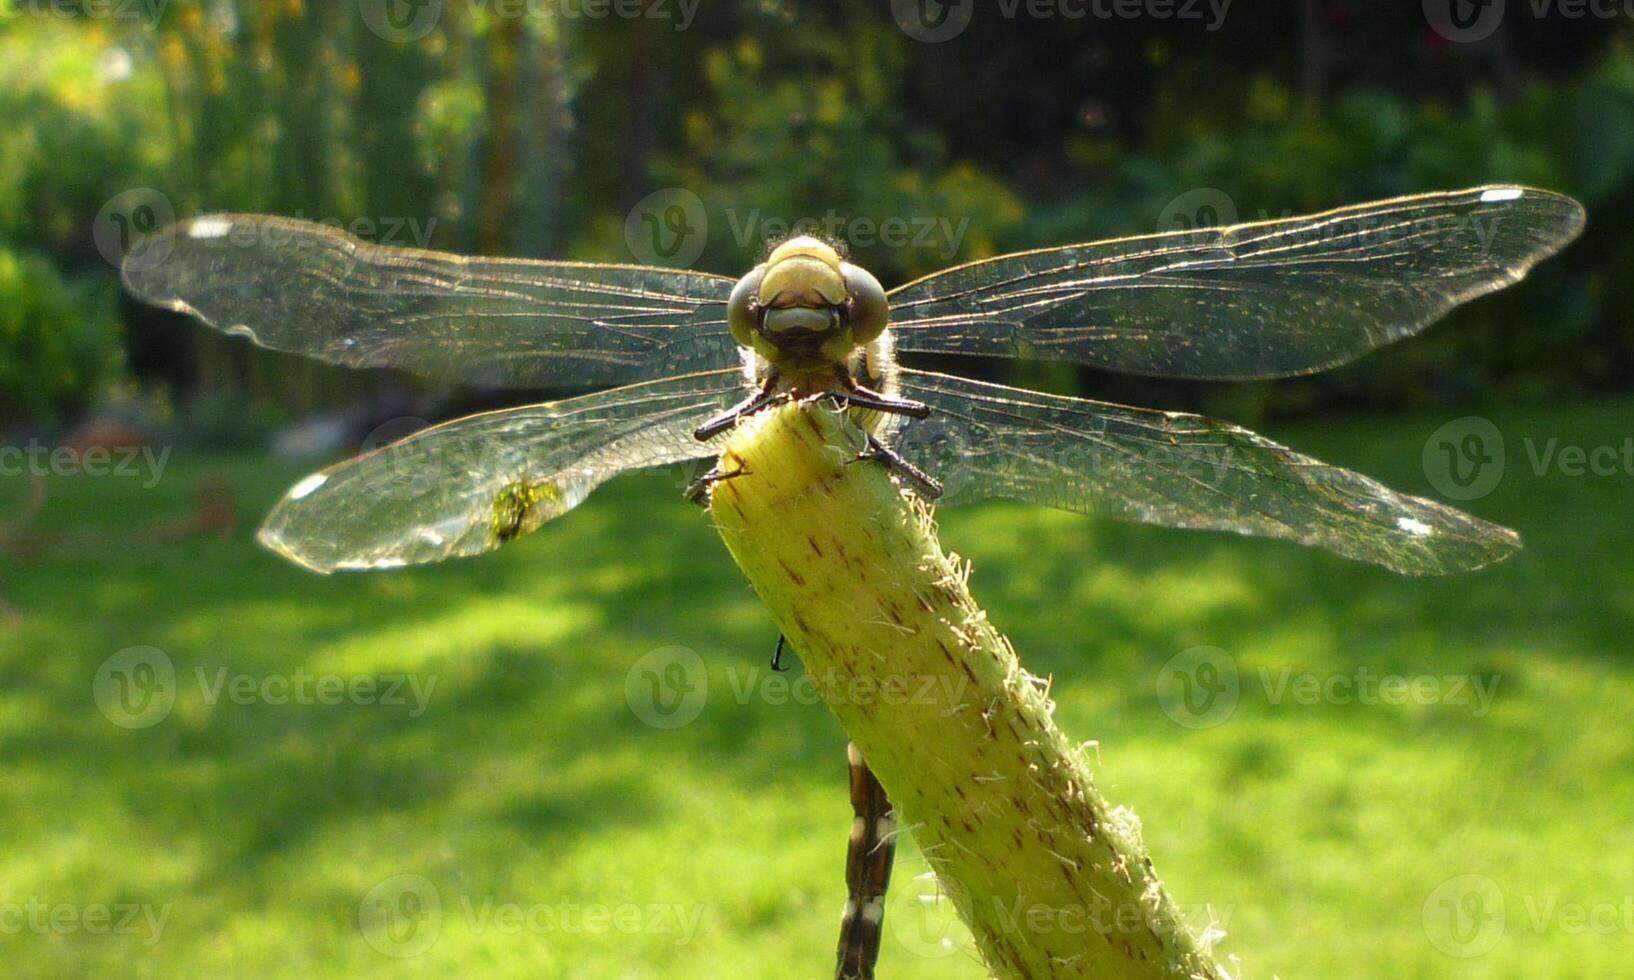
top-left (726, 235), bottom-right (889, 374)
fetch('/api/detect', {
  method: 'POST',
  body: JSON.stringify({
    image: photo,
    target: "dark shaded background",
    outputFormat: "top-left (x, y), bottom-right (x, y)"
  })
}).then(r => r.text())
top-left (2, 0), bottom-right (1628, 440)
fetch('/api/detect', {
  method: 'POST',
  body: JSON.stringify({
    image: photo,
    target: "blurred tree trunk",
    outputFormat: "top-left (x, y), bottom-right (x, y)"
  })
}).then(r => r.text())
top-left (617, 22), bottom-right (656, 211)
top-left (476, 17), bottom-right (524, 255)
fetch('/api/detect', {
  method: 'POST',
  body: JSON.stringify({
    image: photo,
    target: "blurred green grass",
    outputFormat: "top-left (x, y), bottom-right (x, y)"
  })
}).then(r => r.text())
top-left (2, 398), bottom-right (1631, 979)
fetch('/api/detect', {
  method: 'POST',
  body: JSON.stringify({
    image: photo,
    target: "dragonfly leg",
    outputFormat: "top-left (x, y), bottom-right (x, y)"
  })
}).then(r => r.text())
top-left (694, 378), bottom-right (787, 441)
top-left (829, 374), bottom-right (931, 420)
top-left (684, 463), bottom-right (751, 507)
top-left (851, 432), bottom-right (943, 501)
top-left (771, 634), bottom-right (791, 673)
top-left (836, 741), bottom-right (896, 980)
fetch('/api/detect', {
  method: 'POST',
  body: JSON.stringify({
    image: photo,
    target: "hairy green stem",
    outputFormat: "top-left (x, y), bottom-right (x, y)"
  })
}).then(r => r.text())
top-left (710, 400), bottom-right (1231, 980)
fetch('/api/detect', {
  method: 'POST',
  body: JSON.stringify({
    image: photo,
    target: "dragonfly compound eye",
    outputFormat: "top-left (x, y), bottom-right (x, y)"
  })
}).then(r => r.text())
top-left (727, 266), bottom-right (766, 349)
top-left (841, 263), bottom-right (888, 344)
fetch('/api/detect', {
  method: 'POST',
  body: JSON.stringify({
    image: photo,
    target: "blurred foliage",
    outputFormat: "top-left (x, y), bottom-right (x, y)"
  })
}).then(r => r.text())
top-left (157, 388), bottom-right (289, 451)
top-left (0, 2), bottom-right (1631, 428)
top-left (0, 245), bottom-right (123, 423)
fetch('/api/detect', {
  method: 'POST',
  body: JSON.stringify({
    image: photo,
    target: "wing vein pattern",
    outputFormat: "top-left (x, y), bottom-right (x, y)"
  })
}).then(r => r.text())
top-left (888, 186), bottom-right (1584, 379)
top-left (121, 215), bottom-right (741, 387)
top-left (889, 369), bottom-right (1519, 574)
top-left (258, 369), bottom-right (747, 572)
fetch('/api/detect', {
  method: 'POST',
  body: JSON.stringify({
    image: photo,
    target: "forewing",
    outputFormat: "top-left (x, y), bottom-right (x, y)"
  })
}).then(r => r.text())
top-left (889, 186), bottom-right (1584, 379)
top-left (122, 214), bottom-right (739, 387)
top-left (259, 370), bottom-right (746, 572)
top-left (890, 370), bottom-right (1520, 574)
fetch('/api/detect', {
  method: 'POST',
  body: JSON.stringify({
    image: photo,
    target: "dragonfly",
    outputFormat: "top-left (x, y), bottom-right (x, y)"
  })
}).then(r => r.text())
top-left (122, 185), bottom-right (1583, 979)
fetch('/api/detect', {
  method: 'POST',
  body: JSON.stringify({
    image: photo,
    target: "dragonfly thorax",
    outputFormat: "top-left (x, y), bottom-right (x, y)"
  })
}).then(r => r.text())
top-left (727, 235), bottom-right (888, 372)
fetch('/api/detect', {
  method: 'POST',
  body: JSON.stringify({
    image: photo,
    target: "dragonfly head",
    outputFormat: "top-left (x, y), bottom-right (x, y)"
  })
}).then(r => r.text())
top-left (728, 235), bottom-right (888, 372)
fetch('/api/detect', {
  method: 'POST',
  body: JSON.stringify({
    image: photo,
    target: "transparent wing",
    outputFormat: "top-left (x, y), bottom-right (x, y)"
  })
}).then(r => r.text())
top-left (889, 370), bottom-right (1519, 574)
top-left (889, 186), bottom-right (1584, 379)
top-left (258, 369), bottom-right (746, 573)
top-left (122, 214), bottom-right (739, 387)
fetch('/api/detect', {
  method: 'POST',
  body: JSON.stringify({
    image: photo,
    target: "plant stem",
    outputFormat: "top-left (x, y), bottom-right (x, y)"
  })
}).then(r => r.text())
top-left (709, 400), bottom-right (1232, 980)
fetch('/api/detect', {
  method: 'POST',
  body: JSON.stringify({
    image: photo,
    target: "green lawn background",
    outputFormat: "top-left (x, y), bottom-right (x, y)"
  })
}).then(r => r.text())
top-left (2, 399), bottom-right (1630, 978)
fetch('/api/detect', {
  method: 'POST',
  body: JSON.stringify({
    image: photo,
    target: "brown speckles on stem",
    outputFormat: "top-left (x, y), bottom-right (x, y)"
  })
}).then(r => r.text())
top-left (708, 402), bottom-right (1228, 980)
